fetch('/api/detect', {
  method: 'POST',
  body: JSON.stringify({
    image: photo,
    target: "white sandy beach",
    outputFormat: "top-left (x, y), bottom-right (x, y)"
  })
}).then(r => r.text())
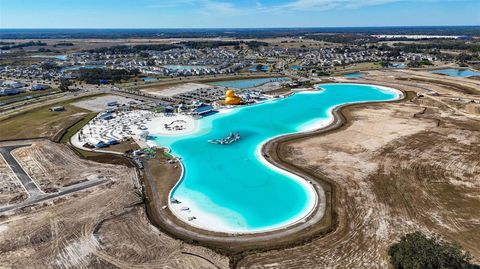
top-left (169, 193), bottom-right (248, 234)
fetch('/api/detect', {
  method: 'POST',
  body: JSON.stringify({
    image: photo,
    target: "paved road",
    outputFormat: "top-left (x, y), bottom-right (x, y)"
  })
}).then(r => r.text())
top-left (0, 144), bottom-right (107, 213)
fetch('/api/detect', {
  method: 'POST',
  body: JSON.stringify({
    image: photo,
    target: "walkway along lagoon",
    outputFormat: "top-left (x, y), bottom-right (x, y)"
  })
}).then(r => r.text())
top-left (149, 83), bottom-right (403, 234)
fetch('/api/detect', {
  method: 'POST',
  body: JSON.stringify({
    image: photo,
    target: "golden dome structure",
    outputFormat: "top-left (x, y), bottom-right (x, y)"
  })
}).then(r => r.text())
top-left (224, 89), bottom-right (241, 105)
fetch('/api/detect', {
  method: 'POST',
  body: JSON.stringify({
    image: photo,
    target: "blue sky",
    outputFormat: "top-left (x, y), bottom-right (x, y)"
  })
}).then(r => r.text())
top-left (0, 0), bottom-right (479, 28)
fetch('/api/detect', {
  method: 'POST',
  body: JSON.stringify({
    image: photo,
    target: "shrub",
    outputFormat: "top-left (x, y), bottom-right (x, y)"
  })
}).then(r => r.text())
top-left (388, 232), bottom-right (479, 269)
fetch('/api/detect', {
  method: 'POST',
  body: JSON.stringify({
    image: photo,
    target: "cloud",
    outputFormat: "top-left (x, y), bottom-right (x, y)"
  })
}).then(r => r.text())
top-left (147, 0), bottom-right (245, 15)
top-left (198, 0), bottom-right (239, 15)
top-left (146, 0), bottom-right (469, 16)
top-left (277, 0), bottom-right (467, 11)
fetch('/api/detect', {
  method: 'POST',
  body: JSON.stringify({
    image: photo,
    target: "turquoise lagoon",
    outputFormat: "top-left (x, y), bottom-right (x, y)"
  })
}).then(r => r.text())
top-left (430, 68), bottom-right (480, 77)
top-left (208, 77), bottom-right (290, 89)
top-left (150, 84), bottom-right (401, 233)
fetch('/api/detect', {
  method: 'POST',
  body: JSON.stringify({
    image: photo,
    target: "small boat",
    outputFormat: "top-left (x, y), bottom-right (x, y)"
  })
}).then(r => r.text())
top-left (180, 206), bottom-right (190, 211)
top-left (188, 216), bottom-right (196, 221)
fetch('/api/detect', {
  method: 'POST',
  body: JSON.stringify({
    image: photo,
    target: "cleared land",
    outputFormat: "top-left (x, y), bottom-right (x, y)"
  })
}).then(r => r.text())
top-left (0, 139), bottom-right (228, 269)
top-left (0, 152), bottom-right (27, 205)
top-left (97, 206), bottom-right (227, 268)
top-left (11, 141), bottom-right (112, 192)
top-left (71, 95), bottom-right (140, 112)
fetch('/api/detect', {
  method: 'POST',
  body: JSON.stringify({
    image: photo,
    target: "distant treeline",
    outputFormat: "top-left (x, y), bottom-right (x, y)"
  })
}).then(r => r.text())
top-left (54, 42), bottom-right (74, 46)
top-left (180, 40), bottom-right (268, 49)
top-left (0, 40), bottom-right (47, 50)
top-left (78, 68), bottom-right (140, 84)
top-left (306, 34), bottom-right (372, 44)
top-left (181, 41), bottom-right (241, 48)
top-left (393, 41), bottom-right (480, 53)
top-left (87, 44), bottom-right (181, 54)
top-left (87, 40), bottom-right (269, 54)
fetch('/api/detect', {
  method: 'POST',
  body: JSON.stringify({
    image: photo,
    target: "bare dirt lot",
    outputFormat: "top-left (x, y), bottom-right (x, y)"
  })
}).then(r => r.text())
top-left (0, 153), bottom-right (27, 205)
top-left (97, 206), bottom-right (227, 269)
top-left (0, 140), bottom-right (228, 269)
top-left (71, 95), bottom-right (140, 112)
top-left (11, 141), bottom-right (115, 192)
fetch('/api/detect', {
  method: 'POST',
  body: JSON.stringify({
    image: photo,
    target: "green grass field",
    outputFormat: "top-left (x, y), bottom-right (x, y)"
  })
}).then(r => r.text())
top-left (0, 94), bottom-right (103, 141)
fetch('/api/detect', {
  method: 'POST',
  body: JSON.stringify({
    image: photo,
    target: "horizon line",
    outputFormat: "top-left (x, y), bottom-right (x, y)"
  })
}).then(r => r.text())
top-left (1, 25), bottom-right (480, 30)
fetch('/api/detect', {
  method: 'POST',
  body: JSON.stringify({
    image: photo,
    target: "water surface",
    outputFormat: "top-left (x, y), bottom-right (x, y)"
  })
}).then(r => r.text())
top-left (31, 54), bottom-right (67, 60)
top-left (430, 68), bottom-right (480, 77)
top-left (150, 84), bottom-right (400, 233)
top-left (344, 73), bottom-right (363, 77)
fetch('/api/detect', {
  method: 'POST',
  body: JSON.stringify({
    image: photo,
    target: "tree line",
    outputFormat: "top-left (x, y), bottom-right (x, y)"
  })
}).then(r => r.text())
top-left (87, 44), bottom-right (181, 54)
top-left (0, 41), bottom-right (47, 50)
top-left (180, 40), bottom-right (268, 49)
top-left (78, 68), bottom-right (140, 84)
top-left (394, 41), bottom-right (480, 53)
